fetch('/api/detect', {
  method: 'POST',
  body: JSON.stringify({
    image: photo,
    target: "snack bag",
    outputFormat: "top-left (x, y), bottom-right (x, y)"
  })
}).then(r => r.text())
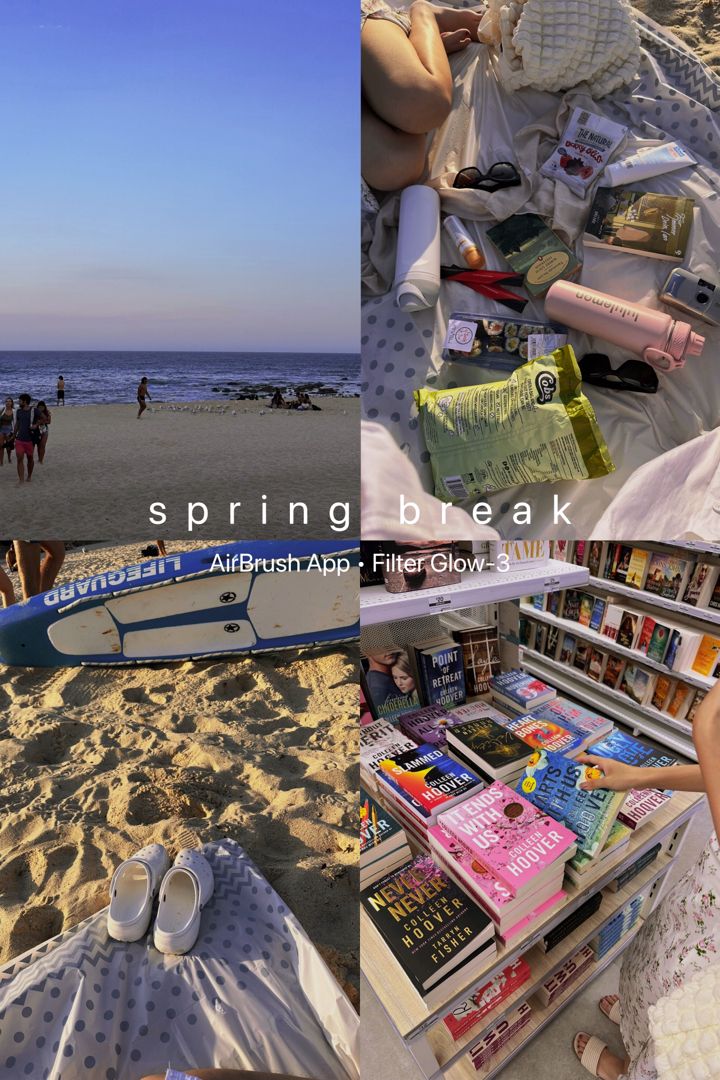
top-left (414, 345), bottom-right (614, 501)
top-left (541, 108), bottom-right (628, 197)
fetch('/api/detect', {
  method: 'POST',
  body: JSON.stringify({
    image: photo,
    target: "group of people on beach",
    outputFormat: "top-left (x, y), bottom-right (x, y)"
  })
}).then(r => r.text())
top-left (0, 394), bottom-right (53, 482)
top-left (270, 388), bottom-right (321, 411)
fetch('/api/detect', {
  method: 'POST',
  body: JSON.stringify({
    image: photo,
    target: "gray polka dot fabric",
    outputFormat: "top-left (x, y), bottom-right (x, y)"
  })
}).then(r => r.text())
top-left (0, 841), bottom-right (358, 1080)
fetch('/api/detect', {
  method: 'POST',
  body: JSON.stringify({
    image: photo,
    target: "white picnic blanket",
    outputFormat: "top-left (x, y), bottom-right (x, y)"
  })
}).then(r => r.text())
top-left (362, 6), bottom-right (720, 538)
top-left (0, 840), bottom-right (359, 1080)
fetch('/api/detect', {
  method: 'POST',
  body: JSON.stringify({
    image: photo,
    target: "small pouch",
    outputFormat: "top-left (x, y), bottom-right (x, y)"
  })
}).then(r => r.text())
top-left (580, 353), bottom-right (659, 394)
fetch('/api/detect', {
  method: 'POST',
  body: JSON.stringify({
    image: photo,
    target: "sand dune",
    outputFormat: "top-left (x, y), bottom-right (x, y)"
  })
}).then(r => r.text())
top-left (0, 543), bottom-right (359, 1005)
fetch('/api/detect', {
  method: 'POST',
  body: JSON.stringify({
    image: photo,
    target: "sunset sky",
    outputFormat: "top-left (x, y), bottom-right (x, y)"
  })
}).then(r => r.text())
top-left (0, 0), bottom-right (357, 351)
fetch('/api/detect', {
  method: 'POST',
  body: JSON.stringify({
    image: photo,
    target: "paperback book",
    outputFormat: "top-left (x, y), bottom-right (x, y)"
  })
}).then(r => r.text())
top-left (413, 639), bottom-right (467, 708)
top-left (536, 944), bottom-right (595, 1006)
top-left (585, 188), bottom-right (694, 261)
top-left (682, 563), bottom-right (720, 608)
top-left (644, 553), bottom-right (692, 601)
top-left (516, 750), bottom-right (627, 857)
top-left (486, 213), bottom-right (581, 297)
top-left (489, 670), bottom-right (556, 713)
top-left (399, 704), bottom-right (466, 748)
top-left (451, 625), bottom-right (502, 698)
top-left (530, 697), bottom-right (614, 745)
top-left (377, 743), bottom-right (481, 824)
top-left (361, 653), bottom-right (421, 722)
top-left (361, 856), bottom-right (496, 1001)
top-left (468, 1002), bottom-right (533, 1071)
top-left (446, 716), bottom-right (534, 783)
top-left (493, 711), bottom-right (585, 757)
top-left (602, 655), bottom-right (626, 690)
top-left (442, 958), bottom-right (532, 1041)
top-left (617, 787), bottom-right (671, 831)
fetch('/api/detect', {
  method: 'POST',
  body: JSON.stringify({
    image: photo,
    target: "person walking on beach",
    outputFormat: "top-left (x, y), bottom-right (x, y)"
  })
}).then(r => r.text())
top-left (137, 377), bottom-right (151, 418)
top-left (31, 401), bottom-right (51, 463)
top-left (0, 398), bottom-right (14, 465)
top-left (13, 394), bottom-right (35, 483)
top-left (56, 375), bottom-right (65, 405)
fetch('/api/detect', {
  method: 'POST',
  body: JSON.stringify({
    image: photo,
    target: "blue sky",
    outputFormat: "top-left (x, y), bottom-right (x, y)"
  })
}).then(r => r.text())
top-left (0, 0), bottom-right (358, 351)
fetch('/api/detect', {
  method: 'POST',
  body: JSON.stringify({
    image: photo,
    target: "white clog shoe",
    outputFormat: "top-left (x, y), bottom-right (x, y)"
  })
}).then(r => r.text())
top-left (107, 843), bottom-right (171, 942)
top-left (153, 849), bottom-right (214, 955)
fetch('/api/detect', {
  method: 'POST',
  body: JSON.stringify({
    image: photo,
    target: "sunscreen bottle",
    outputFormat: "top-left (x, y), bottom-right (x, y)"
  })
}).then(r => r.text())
top-left (393, 185), bottom-right (441, 311)
top-left (443, 215), bottom-right (486, 268)
top-left (545, 281), bottom-right (705, 371)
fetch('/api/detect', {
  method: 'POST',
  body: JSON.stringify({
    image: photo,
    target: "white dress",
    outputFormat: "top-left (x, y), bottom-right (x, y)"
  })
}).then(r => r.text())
top-left (618, 832), bottom-right (720, 1079)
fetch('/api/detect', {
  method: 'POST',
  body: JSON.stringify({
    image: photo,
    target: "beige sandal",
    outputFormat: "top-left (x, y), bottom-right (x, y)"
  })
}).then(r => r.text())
top-left (599, 995), bottom-right (621, 1025)
top-left (573, 1033), bottom-right (610, 1076)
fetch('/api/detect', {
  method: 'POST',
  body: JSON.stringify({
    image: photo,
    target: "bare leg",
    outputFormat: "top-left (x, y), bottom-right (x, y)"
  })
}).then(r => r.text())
top-left (362, 101), bottom-right (427, 191)
top-left (26, 453), bottom-right (34, 482)
top-left (0, 566), bottom-right (15, 607)
top-left (16, 450), bottom-right (24, 482)
top-left (137, 399), bottom-right (147, 418)
top-left (38, 542), bottom-right (65, 592)
top-left (38, 434), bottom-right (48, 463)
top-left (13, 541), bottom-right (41, 600)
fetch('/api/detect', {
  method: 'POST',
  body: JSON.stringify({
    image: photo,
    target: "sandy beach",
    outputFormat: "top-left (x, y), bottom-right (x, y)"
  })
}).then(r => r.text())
top-left (2, 398), bottom-right (360, 538)
top-left (0, 543), bottom-right (359, 1005)
top-left (637, 0), bottom-right (720, 70)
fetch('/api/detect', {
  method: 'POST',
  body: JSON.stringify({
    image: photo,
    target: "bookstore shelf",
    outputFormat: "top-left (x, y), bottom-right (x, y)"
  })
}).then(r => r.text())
top-left (444, 929), bottom-right (637, 1080)
top-left (427, 857), bottom-right (671, 1073)
top-left (362, 791), bottom-right (701, 1078)
top-left (360, 561), bottom-right (589, 626)
top-left (518, 604), bottom-right (714, 693)
top-left (587, 576), bottom-right (720, 627)
top-left (522, 650), bottom-right (697, 760)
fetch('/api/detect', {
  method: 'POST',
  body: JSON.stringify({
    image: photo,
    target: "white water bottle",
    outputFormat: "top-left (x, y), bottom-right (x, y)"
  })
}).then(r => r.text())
top-left (393, 185), bottom-right (441, 312)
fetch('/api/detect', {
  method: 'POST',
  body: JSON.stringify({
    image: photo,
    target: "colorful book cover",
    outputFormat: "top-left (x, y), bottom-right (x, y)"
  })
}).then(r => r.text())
top-left (708, 578), bottom-right (720, 611)
top-left (617, 788), bottom-right (671, 830)
top-left (686, 689), bottom-right (706, 723)
top-left (619, 663), bottom-right (654, 705)
top-left (547, 591), bottom-right (562, 617)
top-left (452, 625), bottom-right (501, 698)
top-left (578, 594), bottom-right (594, 627)
top-left (666, 682), bottom-right (693, 718)
top-left (439, 779), bottom-right (578, 890)
top-left (493, 711), bottom-right (584, 756)
top-left (609, 544), bottom-right (633, 584)
top-left (559, 633), bottom-right (577, 664)
top-left (589, 598), bottom-right (607, 633)
top-left (617, 611), bottom-right (639, 649)
top-left (586, 648), bottom-right (606, 682)
top-left (626, 548), bottom-right (651, 589)
top-left (399, 705), bottom-right (465, 748)
top-left (590, 729), bottom-right (676, 770)
top-left (361, 653), bottom-right (421, 722)
top-left (647, 623), bottom-right (671, 664)
top-left (562, 590), bottom-right (582, 622)
top-left (573, 641), bottom-right (591, 671)
top-left (447, 716), bottom-right (533, 777)
top-left (489, 670), bottom-right (556, 709)
top-left (636, 616), bottom-right (656, 655)
top-left (531, 697), bottom-right (613, 741)
top-left (664, 629), bottom-right (683, 670)
top-left (516, 749), bottom-right (626, 857)
top-left (682, 562), bottom-right (718, 607)
top-left (644, 553), bottom-right (691, 601)
top-left (602, 655), bottom-right (625, 689)
top-left (442, 959), bottom-right (532, 1041)
top-left (360, 787), bottom-right (404, 856)
top-left (601, 606), bottom-right (623, 641)
top-left (585, 188), bottom-right (694, 261)
top-left (415, 640), bottom-right (467, 708)
top-left (651, 675), bottom-right (675, 712)
top-left (586, 541), bottom-right (605, 579)
top-left (361, 856), bottom-right (494, 996)
top-left (430, 819), bottom-right (519, 910)
top-left (691, 634), bottom-right (720, 678)
top-left (568, 821), bottom-right (631, 875)
top-left (361, 732), bottom-right (424, 781)
top-left (377, 744), bottom-right (480, 822)
top-left (486, 213), bottom-right (582, 297)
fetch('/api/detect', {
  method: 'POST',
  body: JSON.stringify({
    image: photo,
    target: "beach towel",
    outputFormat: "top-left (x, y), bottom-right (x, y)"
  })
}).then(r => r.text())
top-left (0, 840), bottom-right (359, 1080)
top-left (362, 4), bottom-right (720, 537)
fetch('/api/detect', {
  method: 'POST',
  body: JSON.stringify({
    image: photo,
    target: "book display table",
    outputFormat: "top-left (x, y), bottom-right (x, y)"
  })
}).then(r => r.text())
top-left (362, 790), bottom-right (703, 1080)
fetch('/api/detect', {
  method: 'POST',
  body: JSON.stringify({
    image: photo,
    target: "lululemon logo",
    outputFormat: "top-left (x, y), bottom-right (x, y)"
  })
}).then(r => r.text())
top-left (535, 372), bottom-right (557, 404)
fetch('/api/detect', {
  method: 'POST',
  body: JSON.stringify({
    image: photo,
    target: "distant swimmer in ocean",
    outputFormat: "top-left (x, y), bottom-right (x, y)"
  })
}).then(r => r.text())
top-left (137, 376), bottom-right (151, 418)
top-left (32, 401), bottom-right (51, 464)
top-left (13, 394), bottom-right (35, 483)
top-left (0, 398), bottom-right (14, 465)
top-left (56, 375), bottom-right (65, 405)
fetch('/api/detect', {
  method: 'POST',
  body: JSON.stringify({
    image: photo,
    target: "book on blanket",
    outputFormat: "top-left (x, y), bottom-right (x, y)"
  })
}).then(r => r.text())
top-left (486, 214), bottom-right (581, 297)
top-left (516, 750), bottom-right (627, 858)
top-left (585, 188), bottom-right (695, 262)
top-left (361, 855), bottom-right (496, 1005)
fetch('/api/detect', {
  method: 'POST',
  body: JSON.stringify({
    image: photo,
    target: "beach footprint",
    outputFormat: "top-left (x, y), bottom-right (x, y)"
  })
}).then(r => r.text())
top-left (8, 904), bottom-right (64, 958)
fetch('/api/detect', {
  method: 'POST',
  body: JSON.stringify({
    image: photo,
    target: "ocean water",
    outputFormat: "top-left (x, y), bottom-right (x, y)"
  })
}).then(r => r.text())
top-left (0, 351), bottom-right (360, 405)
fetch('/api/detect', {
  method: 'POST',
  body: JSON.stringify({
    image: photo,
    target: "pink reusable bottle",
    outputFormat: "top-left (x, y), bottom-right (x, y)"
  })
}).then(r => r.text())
top-left (545, 281), bottom-right (705, 371)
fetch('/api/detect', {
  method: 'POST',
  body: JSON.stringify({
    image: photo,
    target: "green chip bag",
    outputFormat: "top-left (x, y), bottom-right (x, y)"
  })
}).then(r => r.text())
top-left (414, 344), bottom-right (614, 502)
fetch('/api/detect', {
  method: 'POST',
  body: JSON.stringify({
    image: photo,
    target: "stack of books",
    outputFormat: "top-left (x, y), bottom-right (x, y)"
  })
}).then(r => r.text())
top-left (529, 696), bottom-right (614, 747)
top-left (590, 895), bottom-right (644, 959)
top-left (360, 787), bottom-right (412, 888)
top-left (431, 781), bottom-right (577, 944)
top-left (540, 891), bottom-right (604, 953)
top-left (446, 714), bottom-right (534, 788)
top-left (361, 855), bottom-right (497, 1007)
top-left (360, 719), bottom-right (418, 795)
top-left (489, 670), bottom-right (557, 714)
top-left (492, 710), bottom-right (586, 758)
top-left (398, 704), bottom-right (468, 748)
top-left (564, 821), bottom-right (632, 885)
top-left (608, 843), bottom-right (662, 893)
top-left (467, 1002), bottom-right (533, 1072)
top-left (515, 750), bottom-right (627, 860)
top-left (442, 958), bottom-right (532, 1041)
top-left (376, 743), bottom-right (482, 850)
top-left (536, 944), bottom-right (595, 1006)
top-left (589, 729), bottom-right (675, 831)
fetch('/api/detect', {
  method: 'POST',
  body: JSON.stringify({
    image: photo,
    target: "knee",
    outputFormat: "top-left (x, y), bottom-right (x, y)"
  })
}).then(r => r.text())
top-left (364, 132), bottom-right (427, 192)
top-left (400, 81), bottom-right (453, 135)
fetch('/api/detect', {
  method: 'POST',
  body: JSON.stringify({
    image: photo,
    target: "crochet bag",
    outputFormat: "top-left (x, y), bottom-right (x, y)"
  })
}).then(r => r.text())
top-left (649, 962), bottom-right (720, 1080)
top-left (478, 0), bottom-right (640, 98)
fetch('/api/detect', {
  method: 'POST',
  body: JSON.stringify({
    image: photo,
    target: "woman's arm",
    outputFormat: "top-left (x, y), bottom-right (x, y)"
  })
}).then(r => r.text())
top-left (689, 680), bottom-right (720, 839)
top-left (577, 757), bottom-right (704, 794)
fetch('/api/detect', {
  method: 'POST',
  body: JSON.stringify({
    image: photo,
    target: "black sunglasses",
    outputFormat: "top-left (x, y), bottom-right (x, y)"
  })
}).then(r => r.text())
top-left (580, 353), bottom-right (659, 394)
top-left (453, 162), bottom-right (522, 191)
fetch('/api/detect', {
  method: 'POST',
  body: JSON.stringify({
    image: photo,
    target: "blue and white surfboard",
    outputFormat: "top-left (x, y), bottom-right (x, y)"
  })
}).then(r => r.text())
top-left (0, 542), bottom-right (360, 667)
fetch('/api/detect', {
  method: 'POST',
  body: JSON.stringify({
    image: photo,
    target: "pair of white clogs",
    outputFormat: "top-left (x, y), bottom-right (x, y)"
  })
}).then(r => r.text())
top-left (107, 844), bottom-right (214, 954)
